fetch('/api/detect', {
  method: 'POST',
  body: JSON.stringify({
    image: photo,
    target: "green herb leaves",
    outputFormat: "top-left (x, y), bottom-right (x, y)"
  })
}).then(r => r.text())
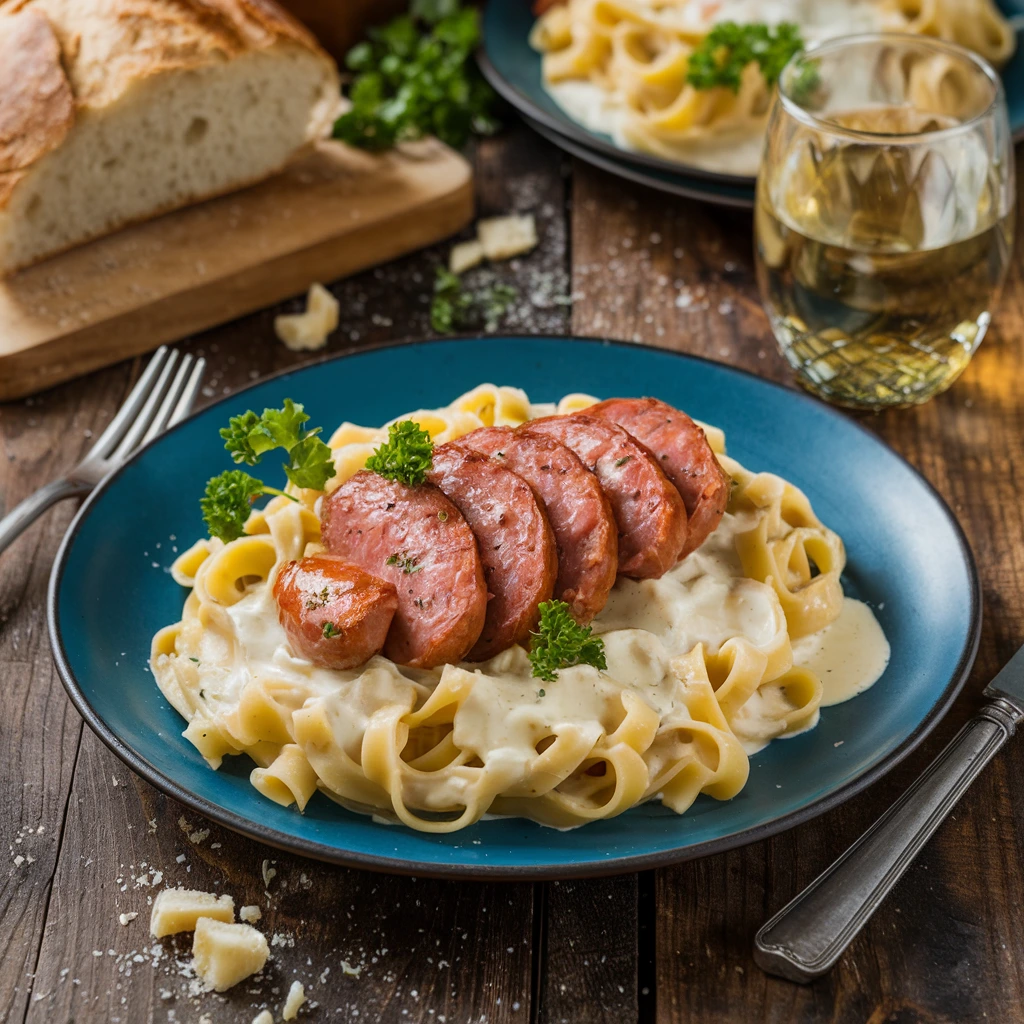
top-left (333, 0), bottom-right (499, 152)
top-left (686, 22), bottom-right (803, 93)
top-left (528, 600), bottom-right (608, 683)
top-left (430, 267), bottom-right (518, 333)
top-left (201, 401), bottom-right (336, 542)
top-left (322, 622), bottom-right (341, 639)
top-left (365, 420), bottom-right (435, 486)
top-left (386, 551), bottom-right (423, 574)
top-left (221, 399), bottom-right (335, 491)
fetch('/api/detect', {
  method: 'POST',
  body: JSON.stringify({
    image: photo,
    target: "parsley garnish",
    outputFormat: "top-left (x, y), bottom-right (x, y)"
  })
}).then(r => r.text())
top-left (366, 420), bottom-right (434, 486)
top-left (189, 657), bottom-right (200, 664)
top-left (615, 456), bottom-right (632, 467)
top-left (437, 510), bottom-right (448, 522)
top-left (322, 622), bottom-right (341, 639)
top-left (430, 267), bottom-right (518, 333)
top-left (306, 587), bottom-right (330, 610)
top-left (221, 400), bottom-right (335, 491)
top-left (386, 551), bottom-right (423, 574)
top-left (528, 600), bottom-right (608, 683)
top-left (686, 22), bottom-right (803, 93)
top-left (333, 0), bottom-right (499, 152)
top-left (200, 470), bottom-right (291, 542)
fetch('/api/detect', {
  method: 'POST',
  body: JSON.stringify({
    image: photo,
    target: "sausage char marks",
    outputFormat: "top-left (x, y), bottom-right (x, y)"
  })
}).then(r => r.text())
top-left (319, 471), bottom-right (487, 668)
top-left (273, 555), bottom-right (398, 670)
top-left (589, 397), bottom-right (730, 557)
top-left (526, 413), bottom-right (689, 580)
top-left (461, 425), bottom-right (617, 624)
top-left (427, 441), bottom-right (558, 660)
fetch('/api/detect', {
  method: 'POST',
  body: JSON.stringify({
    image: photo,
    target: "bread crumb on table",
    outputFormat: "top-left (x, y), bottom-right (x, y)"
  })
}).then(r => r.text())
top-left (274, 282), bottom-right (339, 351)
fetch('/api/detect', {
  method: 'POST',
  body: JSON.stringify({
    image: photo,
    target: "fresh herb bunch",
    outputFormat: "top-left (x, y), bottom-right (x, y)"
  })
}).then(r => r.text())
top-left (686, 21), bottom-right (803, 93)
top-left (365, 420), bottom-right (435, 486)
top-left (528, 600), bottom-right (608, 683)
top-left (333, 0), bottom-right (500, 152)
top-left (201, 401), bottom-right (336, 542)
top-left (430, 266), bottom-right (518, 333)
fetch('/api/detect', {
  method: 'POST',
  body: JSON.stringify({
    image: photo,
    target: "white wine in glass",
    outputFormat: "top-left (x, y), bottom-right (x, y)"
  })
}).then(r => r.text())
top-left (756, 35), bottom-right (1015, 408)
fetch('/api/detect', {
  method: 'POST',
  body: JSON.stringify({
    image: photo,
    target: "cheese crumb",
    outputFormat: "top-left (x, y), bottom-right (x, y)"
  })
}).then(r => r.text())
top-left (118, 912), bottom-right (138, 926)
top-left (449, 239), bottom-right (484, 275)
top-left (149, 888), bottom-right (235, 937)
top-left (253, 1012), bottom-right (274, 1024)
top-left (340, 960), bottom-right (362, 978)
top-left (274, 283), bottom-right (339, 352)
top-left (282, 980), bottom-right (306, 1020)
top-left (477, 214), bottom-right (537, 261)
top-left (240, 905), bottom-right (262, 924)
top-left (192, 918), bottom-right (269, 992)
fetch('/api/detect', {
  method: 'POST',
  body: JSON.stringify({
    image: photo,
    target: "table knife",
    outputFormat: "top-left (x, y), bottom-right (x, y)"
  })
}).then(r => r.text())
top-left (754, 641), bottom-right (1024, 983)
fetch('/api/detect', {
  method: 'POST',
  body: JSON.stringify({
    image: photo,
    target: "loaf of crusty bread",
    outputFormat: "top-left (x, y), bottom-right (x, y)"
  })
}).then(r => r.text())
top-left (0, 0), bottom-right (340, 274)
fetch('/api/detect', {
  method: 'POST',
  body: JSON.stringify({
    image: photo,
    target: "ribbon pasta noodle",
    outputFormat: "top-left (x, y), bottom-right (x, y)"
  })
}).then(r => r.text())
top-left (150, 385), bottom-right (889, 833)
top-left (530, 0), bottom-right (1015, 175)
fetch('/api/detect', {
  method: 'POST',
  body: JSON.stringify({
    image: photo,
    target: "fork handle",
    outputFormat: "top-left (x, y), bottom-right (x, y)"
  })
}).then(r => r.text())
top-left (754, 698), bottom-right (1021, 983)
top-left (0, 477), bottom-right (89, 556)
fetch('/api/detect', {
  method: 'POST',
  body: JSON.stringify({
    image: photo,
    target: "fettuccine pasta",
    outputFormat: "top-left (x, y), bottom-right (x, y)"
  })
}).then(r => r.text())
top-left (151, 385), bottom-right (889, 833)
top-left (531, 0), bottom-right (1015, 175)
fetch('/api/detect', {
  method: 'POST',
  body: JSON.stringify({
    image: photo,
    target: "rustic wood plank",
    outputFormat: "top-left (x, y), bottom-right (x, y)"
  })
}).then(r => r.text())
top-left (0, 366), bottom-right (136, 1024)
top-left (16, 122), bottom-right (564, 1024)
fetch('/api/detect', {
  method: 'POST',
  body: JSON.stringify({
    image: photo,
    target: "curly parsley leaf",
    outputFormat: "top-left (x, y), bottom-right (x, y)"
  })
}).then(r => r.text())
top-left (221, 399), bottom-right (312, 465)
top-left (284, 435), bottom-right (336, 490)
top-left (333, 1), bottom-right (500, 152)
top-left (200, 470), bottom-right (278, 542)
top-left (365, 420), bottom-right (434, 486)
top-left (528, 600), bottom-right (608, 683)
top-left (686, 21), bottom-right (803, 93)
top-left (430, 266), bottom-right (519, 333)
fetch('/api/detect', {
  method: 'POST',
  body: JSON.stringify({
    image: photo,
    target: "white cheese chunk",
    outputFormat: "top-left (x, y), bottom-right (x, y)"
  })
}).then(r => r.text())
top-left (449, 239), bottom-right (484, 274)
top-left (192, 918), bottom-right (269, 992)
top-left (252, 1011), bottom-right (274, 1024)
top-left (239, 904), bottom-right (262, 923)
top-left (149, 888), bottom-right (234, 937)
top-left (282, 980), bottom-right (306, 1020)
top-left (274, 283), bottom-right (339, 352)
top-left (477, 214), bottom-right (537, 261)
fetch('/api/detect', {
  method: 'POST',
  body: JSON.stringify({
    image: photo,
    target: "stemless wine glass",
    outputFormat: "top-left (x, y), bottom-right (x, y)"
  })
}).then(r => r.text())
top-left (755, 34), bottom-right (1015, 408)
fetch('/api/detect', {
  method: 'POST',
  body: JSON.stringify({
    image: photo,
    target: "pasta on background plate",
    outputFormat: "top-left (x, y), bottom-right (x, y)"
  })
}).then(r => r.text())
top-left (530, 0), bottom-right (1015, 175)
top-left (151, 385), bottom-right (889, 833)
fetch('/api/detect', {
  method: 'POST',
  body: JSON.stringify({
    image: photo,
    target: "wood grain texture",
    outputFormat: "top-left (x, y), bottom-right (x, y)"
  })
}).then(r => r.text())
top-left (0, 140), bottom-right (473, 401)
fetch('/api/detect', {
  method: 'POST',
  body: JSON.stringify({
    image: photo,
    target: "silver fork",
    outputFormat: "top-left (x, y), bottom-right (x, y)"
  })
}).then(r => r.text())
top-left (0, 347), bottom-right (206, 557)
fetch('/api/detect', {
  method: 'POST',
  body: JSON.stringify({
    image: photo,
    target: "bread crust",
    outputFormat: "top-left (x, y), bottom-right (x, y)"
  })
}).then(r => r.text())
top-left (0, 0), bottom-right (340, 270)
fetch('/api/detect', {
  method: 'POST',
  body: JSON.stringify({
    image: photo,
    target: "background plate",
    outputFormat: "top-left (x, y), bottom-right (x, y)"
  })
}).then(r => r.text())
top-left (49, 337), bottom-right (980, 879)
top-left (481, 0), bottom-right (1024, 192)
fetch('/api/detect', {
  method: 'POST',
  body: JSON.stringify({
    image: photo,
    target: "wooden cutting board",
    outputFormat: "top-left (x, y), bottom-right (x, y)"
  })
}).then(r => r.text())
top-left (0, 138), bottom-right (473, 401)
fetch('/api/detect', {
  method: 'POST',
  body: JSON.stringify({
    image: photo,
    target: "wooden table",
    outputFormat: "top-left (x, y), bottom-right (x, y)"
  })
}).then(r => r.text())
top-left (3, 121), bottom-right (1023, 1024)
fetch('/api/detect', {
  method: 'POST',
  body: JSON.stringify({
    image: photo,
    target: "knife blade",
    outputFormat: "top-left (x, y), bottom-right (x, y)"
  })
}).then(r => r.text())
top-left (984, 640), bottom-right (1024, 709)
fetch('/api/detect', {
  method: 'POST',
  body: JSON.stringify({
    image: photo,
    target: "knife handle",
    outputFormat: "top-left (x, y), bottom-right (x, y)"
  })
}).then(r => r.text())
top-left (754, 698), bottom-right (1021, 983)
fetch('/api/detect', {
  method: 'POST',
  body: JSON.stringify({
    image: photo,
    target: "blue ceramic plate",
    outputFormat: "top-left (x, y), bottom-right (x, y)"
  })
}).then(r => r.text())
top-left (49, 337), bottom-right (980, 879)
top-left (480, 0), bottom-right (1024, 198)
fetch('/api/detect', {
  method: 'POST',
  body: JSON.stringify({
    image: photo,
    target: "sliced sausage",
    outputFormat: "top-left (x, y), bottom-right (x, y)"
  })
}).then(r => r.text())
top-left (526, 413), bottom-right (689, 580)
top-left (319, 471), bottom-right (486, 668)
top-left (428, 441), bottom-right (557, 660)
top-left (461, 426), bottom-right (618, 623)
top-left (273, 555), bottom-right (398, 670)
top-left (589, 397), bottom-right (730, 556)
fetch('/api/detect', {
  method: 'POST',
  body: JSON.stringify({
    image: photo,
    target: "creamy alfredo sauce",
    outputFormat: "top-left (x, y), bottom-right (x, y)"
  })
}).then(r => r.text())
top-left (542, 0), bottom-right (892, 176)
top-left (185, 500), bottom-right (889, 816)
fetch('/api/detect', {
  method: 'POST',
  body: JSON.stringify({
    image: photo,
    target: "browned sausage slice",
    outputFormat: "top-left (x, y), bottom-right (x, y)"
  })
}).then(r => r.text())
top-left (589, 397), bottom-right (730, 556)
top-left (526, 413), bottom-right (688, 580)
top-left (273, 555), bottom-right (398, 670)
top-left (319, 471), bottom-right (486, 668)
top-left (428, 441), bottom-right (557, 660)
top-left (461, 426), bottom-right (618, 624)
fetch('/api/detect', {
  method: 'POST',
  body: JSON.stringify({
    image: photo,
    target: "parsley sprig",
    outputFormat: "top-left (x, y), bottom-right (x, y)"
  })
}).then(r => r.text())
top-left (333, 0), bottom-right (499, 152)
top-left (528, 600), bottom-right (608, 683)
top-left (200, 401), bottom-right (336, 542)
top-left (431, 267), bottom-right (518, 333)
top-left (686, 22), bottom-right (803, 93)
top-left (365, 420), bottom-right (435, 486)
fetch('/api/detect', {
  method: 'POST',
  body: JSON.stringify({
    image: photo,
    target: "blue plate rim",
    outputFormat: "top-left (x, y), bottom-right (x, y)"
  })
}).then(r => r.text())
top-left (46, 335), bottom-right (982, 879)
